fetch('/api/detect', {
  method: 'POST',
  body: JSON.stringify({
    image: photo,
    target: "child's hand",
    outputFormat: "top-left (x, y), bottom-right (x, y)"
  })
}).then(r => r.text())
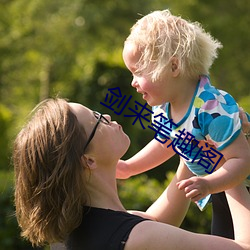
top-left (239, 107), bottom-right (250, 136)
top-left (176, 176), bottom-right (211, 202)
top-left (116, 160), bottom-right (131, 179)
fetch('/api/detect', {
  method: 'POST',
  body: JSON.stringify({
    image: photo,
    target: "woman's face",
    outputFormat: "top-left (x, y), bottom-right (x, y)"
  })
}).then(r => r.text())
top-left (68, 103), bottom-right (130, 161)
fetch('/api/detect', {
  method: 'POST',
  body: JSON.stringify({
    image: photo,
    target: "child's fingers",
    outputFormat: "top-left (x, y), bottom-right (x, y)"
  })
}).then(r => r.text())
top-left (239, 107), bottom-right (250, 134)
top-left (185, 189), bottom-right (200, 200)
top-left (176, 179), bottom-right (194, 190)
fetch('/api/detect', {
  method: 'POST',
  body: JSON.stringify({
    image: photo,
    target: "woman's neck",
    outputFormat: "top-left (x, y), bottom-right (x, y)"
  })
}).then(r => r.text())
top-left (84, 165), bottom-right (126, 212)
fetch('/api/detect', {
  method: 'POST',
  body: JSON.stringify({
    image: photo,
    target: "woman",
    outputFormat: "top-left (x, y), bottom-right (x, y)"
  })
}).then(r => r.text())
top-left (14, 98), bottom-right (250, 249)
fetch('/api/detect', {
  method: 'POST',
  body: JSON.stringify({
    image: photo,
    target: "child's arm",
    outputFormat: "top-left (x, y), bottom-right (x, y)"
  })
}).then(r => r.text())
top-left (116, 138), bottom-right (175, 179)
top-left (177, 132), bottom-right (250, 201)
top-left (225, 183), bottom-right (250, 245)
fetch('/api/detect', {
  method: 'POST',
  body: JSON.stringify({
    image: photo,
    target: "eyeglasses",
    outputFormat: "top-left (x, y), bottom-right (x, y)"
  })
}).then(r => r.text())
top-left (84, 111), bottom-right (110, 151)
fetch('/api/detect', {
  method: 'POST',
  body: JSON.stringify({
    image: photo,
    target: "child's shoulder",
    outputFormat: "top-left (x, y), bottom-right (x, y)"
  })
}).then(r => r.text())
top-left (194, 76), bottom-right (241, 151)
top-left (197, 75), bottom-right (238, 112)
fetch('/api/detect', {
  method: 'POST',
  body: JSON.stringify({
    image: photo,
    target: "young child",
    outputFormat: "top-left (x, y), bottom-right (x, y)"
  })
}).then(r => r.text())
top-left (117, 9), bottom-right (250, 238)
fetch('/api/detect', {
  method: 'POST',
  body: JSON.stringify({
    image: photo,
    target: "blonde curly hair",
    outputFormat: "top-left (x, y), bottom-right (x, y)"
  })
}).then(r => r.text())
top-left (13, 98), bottom-right (88, 246)
top-left (125, 9), bottom-right (222, 81)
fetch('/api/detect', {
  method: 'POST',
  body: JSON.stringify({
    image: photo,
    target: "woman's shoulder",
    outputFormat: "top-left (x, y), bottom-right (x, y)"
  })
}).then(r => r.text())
top-left (66, 206), bottom-right (148, 250)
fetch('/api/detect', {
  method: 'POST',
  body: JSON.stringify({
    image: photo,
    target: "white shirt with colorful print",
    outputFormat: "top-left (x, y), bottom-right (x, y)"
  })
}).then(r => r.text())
top-left (152, 75), bottom-right (249, 209)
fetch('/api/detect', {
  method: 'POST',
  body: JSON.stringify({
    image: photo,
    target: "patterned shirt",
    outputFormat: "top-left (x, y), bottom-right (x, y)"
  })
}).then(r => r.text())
top-left (152, 75), bottom-right (250, 209)
top-left (153, 75), bottom-right (242, 176)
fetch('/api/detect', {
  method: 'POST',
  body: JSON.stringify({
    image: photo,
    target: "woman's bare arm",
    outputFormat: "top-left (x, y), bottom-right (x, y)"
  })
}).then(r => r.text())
top-left (125, 184), bottom-right (250, 250)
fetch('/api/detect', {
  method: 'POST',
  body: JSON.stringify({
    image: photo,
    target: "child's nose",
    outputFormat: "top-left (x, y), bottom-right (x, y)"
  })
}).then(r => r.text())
top-left (131, 78), bottom-right (138, 88)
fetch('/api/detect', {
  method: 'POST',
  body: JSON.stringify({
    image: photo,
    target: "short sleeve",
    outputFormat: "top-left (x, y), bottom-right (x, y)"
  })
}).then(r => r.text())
top-left (197, 89), bottom-right (241, 150)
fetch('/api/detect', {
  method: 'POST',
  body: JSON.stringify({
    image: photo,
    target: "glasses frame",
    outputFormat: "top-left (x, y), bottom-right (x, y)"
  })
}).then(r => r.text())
top-left (84, 111), bottom-right (110, 151)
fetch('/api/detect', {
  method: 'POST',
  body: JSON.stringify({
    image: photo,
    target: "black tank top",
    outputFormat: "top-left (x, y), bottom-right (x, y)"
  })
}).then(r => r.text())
top-left (66, 206), bottom-right (148, 250)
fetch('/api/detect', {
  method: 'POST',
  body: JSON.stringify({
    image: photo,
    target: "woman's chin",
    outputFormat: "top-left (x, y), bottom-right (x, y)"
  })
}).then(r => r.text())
top-left (121, 137), bottom-right (131, 157)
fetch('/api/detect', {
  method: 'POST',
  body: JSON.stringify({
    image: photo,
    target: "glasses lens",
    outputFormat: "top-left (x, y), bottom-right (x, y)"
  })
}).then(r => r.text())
top-left (93, 111), bottom-right (101, 120)
top-left (93, 111), bottom-right (109, 125)
top-left (101, 116), bottom-right (110, 125)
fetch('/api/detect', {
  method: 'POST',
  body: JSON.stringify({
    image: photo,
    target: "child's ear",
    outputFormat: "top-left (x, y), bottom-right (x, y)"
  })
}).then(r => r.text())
top-left (171, 57), bottom-right (180, 77)
top-left (171, 63), bottom-right (177, 72)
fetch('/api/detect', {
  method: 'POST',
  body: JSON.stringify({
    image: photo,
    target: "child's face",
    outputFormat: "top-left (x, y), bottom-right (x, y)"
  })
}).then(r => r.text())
top-left (123, 43), bottom-right (173, 106)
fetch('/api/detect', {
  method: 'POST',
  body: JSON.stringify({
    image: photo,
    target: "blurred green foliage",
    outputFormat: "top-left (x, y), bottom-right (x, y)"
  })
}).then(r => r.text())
top-left (0, 0), bottom-right (249, 249)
